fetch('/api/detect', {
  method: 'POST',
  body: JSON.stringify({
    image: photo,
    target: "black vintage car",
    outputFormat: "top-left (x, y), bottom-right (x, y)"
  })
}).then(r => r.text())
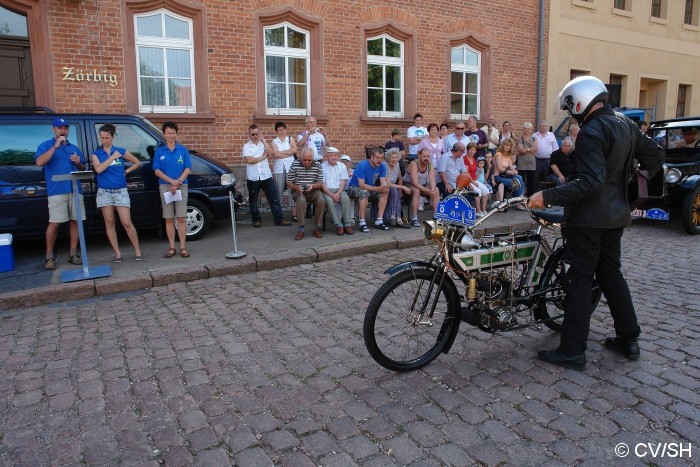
top-left (635, 117), bottom-right (700, 235)
top-left (0, 109), bottom-right (239, 241)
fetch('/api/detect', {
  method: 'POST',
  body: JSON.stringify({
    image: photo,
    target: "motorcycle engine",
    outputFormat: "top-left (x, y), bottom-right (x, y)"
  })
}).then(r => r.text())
top-left (479, 301), bottom-right (518, 333)
top-left (463, 272), bottom-right (519, 333)
top-left (476, 272), bottom-right (511, 300)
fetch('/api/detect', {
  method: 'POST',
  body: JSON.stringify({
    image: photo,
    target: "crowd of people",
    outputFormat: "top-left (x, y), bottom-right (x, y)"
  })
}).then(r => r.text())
top-left (242, 113), bottom-right (579, 239)
top-left (35, 112), bottom-right (576, 266)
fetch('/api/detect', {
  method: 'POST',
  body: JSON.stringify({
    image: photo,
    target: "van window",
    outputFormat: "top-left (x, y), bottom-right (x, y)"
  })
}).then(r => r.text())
top-left (93, 123), bottom-right (158, 161)
top-left (0, 123), bottom-right (83, 165)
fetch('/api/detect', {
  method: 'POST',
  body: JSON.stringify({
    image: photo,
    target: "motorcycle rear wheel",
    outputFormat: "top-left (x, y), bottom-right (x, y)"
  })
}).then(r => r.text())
top-left (363, 268), bottom-right (459, 372)
top-left (534, 247), bottom-right (602, 332)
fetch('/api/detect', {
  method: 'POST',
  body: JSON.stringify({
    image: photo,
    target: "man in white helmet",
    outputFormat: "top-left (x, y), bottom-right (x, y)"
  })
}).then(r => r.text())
top-left (528, 76), bottom-right (664, 370)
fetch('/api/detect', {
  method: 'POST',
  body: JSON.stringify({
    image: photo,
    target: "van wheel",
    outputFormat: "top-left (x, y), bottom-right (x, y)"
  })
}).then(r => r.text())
top-left (682, 185), bottom-right (700, 235)
top-left (175, 199), bottom-right (211, 241)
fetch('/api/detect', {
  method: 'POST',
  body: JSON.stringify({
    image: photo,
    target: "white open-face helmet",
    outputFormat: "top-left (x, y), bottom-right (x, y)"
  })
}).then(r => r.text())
top-left (556, 76), bottom-right (609, 123)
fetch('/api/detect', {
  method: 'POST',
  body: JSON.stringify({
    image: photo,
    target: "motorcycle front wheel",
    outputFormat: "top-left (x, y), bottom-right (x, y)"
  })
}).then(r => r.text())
top-left (363, 268), bottom-right (459, 372)
top-left (534, 247), bottom-right (602, 332)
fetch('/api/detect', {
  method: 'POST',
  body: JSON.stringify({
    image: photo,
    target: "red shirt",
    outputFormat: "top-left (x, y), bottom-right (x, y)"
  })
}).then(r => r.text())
top-left (463, 155), bottom-right (478, 179)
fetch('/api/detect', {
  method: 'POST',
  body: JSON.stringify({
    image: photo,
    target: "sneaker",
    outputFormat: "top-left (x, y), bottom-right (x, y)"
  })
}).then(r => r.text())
top-left (418, 204), bottom-right (424, 212)
top-left (359, 223), bottom-right (370, 233)
top-left (412, 219), bottom-right (421, 227)
top-left (374, 222), bottom-right (390, 231)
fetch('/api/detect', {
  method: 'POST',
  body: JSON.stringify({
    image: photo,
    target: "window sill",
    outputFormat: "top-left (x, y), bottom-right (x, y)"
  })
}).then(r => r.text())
top-left (360, 116), bottom-right (415, 125)
top-left (682, 23), bottom-right (700, 32)
top-left (571, 0), bottom-right (596, 10)
top-left (136, 112), bottom-right (216, 123)
top-left (612, 7), bottom-right (633, 18)
top-left (649, 16), bottom-right (668, 26)
top-left (253, 114), bottom-right (329, 126)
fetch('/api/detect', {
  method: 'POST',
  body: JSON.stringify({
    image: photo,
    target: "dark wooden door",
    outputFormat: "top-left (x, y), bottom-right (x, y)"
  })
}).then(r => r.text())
top-left (0, 38), bottom-right (34, 107)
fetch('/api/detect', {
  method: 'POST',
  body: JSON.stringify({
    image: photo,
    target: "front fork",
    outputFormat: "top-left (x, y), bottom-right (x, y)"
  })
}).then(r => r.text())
top-left (412, 261), bottom-right (450, 325)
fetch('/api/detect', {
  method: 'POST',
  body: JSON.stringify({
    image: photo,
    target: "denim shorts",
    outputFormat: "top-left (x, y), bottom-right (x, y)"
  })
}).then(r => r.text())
top-left (96, 187), bottom-right (131, 208)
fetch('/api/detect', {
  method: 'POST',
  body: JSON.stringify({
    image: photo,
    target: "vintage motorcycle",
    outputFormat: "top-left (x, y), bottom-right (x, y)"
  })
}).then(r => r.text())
top-left (363, 192), bottom-right (602, 372)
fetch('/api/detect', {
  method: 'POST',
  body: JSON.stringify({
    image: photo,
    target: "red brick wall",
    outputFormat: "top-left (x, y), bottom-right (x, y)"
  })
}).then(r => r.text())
top-left (38, 0), bottom-right (543, 179)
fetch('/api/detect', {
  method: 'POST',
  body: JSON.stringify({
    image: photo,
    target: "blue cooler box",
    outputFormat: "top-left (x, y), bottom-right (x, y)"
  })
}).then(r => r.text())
top-left (0, 233), bottom-right (14, 273)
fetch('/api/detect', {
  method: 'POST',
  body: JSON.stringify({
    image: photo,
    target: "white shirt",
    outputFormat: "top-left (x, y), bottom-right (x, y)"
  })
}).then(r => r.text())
top-left (242, 140), bottom-right (272, 181)
top-left (442, 133), bottom-right (469, 155)
top-left (298, 131), bottom-right (326, 161)
top-left (481, 125), bottom-right (500, 149)
top-left (533, 131), bottom-right (559, 159)
top-left (321, 160), bottom-right (348, 191)
top-left (407, 125), bottom-right (427, 155)
top-left (272, 136), bottom-right (295, 174)
top-left (437, 153), bottom-right (466, 187)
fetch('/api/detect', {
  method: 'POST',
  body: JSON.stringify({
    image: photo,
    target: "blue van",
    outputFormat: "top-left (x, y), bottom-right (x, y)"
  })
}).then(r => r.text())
top-left (0, 109), bottom-right (238, 240)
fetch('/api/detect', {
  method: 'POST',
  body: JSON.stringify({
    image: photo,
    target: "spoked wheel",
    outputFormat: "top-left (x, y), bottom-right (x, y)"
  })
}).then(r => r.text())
top-left (363, 268), bottom-right (459, 372)
top-left (534, 248), bottom-right (602, 332)
top-left (682, 185), bottom-right (700, 235)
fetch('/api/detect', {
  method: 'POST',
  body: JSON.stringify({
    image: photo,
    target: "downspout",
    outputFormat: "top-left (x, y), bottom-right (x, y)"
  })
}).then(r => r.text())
top-left (536, 0), bottom-right (545, 124)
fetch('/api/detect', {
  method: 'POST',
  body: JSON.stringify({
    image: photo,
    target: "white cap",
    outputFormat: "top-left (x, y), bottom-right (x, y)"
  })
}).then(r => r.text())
top-left (340, 155), bottom-right (352, 162)
top-left (326, 146), bottom-right (340, 153)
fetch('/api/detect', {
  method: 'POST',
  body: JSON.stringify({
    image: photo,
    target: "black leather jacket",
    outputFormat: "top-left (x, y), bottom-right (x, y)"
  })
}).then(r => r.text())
top-left (542, 105), bottom-right (665, 229)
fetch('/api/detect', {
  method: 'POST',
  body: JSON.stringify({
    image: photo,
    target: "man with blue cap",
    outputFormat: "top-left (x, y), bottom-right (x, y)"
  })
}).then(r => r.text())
top-left (35, 117), bottom-right (86, 270)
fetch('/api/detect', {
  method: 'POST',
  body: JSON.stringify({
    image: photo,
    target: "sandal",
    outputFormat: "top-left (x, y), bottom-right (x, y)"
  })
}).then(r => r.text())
top-left (164, 248), bottom-right (176, 258)
top-left (180, 248), bottom-right (190, 258)
top-left (68, 254), bottom-right (82, 265)
top-left (44, 258), bottom-right (56, 270)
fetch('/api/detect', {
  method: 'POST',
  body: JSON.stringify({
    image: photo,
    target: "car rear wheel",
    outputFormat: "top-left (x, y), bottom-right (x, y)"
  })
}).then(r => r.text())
top-left (681, 185), bottom-right (700, 235)
top-left (174, 198), bottom-right (212, 241)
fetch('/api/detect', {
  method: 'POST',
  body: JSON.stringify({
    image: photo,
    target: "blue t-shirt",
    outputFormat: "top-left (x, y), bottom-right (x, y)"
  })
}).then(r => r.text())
top-left (94, 146), bottom-right (127, 189)
top-left (35, 138), bottom-right (85, 196)
top-left (349, 159), bottom-right (387, 188)
top-left (153, 143), bottom-right (192, 184)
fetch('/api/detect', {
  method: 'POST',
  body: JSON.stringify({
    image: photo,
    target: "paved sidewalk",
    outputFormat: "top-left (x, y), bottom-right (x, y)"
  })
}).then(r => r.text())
top-left (0, 207), bottom-right (535, 311)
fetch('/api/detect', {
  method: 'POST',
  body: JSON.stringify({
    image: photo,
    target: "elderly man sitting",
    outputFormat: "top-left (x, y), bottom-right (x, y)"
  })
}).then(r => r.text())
top-left (547, 136), bottom-right (577, 186)
top-left (287, 147), bottom-right (326, 240)
top-left (321, 147), bottom-right (353, 235)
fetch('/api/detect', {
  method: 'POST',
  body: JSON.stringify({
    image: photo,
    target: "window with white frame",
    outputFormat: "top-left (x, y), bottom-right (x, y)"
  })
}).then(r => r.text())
top-left (366, 34), bottom-right (403, 117)
top-left (450, 45), bottom-right (480, 120)
top-left (264, 22), bottom-right (309, 115)
top-left (135, 10), bottom-right (195, 113)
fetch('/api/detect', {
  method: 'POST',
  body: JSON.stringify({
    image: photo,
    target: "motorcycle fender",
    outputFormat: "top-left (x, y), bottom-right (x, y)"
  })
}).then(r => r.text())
top-left (680, 175), bottom-right (700, 191)
top-left (384, 261), bottom-right (435, 275)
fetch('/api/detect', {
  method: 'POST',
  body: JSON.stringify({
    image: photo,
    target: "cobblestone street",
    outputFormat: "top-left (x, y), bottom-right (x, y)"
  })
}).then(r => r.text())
top-left (0, 220), bottom-right (698, 466)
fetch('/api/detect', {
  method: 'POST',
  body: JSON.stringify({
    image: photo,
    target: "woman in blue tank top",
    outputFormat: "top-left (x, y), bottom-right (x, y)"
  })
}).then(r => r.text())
top-left (90, 123), bottom-right (142, 262)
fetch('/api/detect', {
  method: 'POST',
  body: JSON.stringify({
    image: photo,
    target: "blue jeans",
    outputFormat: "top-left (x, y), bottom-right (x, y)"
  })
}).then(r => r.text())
top-left (494, 174), bottom-right (525, 197)
top-left (247, 177), bottom-right (283, 224)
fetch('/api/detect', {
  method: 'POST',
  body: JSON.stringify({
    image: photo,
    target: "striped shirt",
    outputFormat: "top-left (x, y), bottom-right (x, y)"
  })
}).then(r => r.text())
top-left (287, 159), bottom-right (323, 186)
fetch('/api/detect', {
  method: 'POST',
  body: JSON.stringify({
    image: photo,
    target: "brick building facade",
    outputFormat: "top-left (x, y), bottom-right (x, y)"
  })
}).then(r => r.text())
top-left (1, 0), bottom-right (545, 177)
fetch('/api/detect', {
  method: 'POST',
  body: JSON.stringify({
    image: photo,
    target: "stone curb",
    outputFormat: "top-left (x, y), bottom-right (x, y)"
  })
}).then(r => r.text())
top-left (0, 239), bottom-right (398, 311)
top-left (94, 271), bottom-right (153, 297)
top-left (0, 220), bottom-right (538, 312)
top-left (0, 281), bottom-right (95, 311)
